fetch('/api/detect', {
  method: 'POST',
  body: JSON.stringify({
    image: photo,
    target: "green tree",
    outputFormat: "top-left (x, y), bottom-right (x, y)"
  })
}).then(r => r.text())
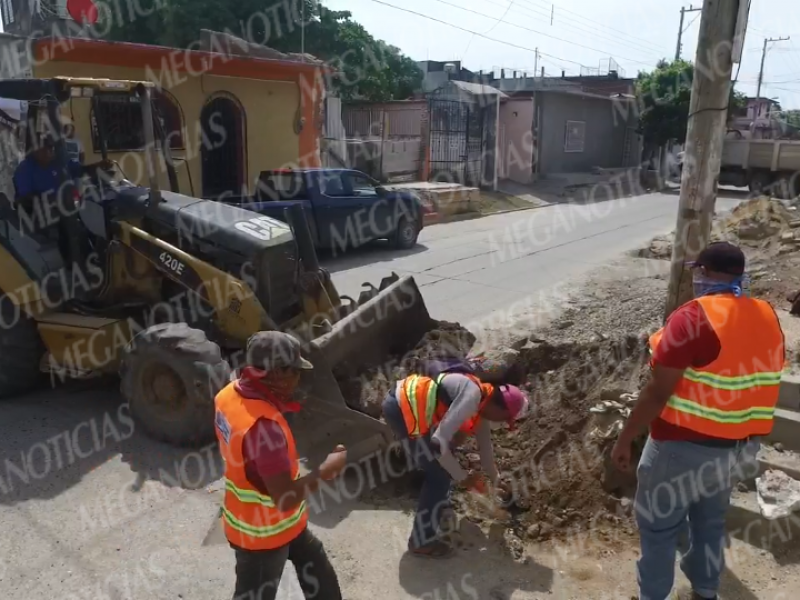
top-left (635, 59), bottom-right (747, 146)
top-left (101, 0), bottom-right (421, 101)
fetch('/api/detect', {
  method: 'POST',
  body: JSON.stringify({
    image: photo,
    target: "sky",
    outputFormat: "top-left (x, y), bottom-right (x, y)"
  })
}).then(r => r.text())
top-left (325, 0), bottom-right (800, 109)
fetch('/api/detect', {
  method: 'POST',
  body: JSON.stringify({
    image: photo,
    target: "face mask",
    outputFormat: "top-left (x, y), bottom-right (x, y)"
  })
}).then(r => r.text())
top-left (692, 273), bottom-right (743, 298)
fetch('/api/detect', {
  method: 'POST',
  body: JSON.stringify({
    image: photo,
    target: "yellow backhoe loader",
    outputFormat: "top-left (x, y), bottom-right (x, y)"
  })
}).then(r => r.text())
top-left (0, 77), bottom-right (431, 463)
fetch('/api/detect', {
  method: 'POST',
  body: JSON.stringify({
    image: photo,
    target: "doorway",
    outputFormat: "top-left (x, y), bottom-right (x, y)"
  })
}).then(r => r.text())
top-left (200, 95), bottom-right (245, 198)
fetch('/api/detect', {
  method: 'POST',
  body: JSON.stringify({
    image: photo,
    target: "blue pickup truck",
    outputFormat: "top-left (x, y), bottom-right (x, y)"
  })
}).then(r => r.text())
top-left (225, 168), bottom-right (427, 252)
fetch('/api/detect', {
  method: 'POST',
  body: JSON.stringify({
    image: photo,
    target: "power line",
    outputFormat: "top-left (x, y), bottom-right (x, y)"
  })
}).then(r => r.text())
top-left (420, 0), bottom-right (659, 66)
top-left (488, 0), bottom-right (666, 58)
top-left (522, 0), bottom-right (667, 53)
top-left (364, 0), bottom-right (589, 67)
top-left (461, 0), bottom-right (518, 60)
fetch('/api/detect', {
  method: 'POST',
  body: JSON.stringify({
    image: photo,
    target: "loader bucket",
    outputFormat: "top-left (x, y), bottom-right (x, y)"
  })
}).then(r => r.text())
top-left (291, 275), bottom-right (432, 466)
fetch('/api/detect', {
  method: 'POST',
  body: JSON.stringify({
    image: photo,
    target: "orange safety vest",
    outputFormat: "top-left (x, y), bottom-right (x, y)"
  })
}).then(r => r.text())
top-left (649, 294), bottom-right (786, 439)
top-left (214, 382), bottom-right (308, 550)
top-left (397, 372), bottom-right (495, 439)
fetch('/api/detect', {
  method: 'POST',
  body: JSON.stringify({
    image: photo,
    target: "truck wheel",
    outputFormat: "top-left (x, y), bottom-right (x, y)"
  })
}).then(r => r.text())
top-left (120, 323), bottom-right (231, 447)
top-left (393, 217), bottom-right (420, 250)
top-left (748, 172), bottom-right (773, 196)
top-left (0, 296), bottom-right (44, 398)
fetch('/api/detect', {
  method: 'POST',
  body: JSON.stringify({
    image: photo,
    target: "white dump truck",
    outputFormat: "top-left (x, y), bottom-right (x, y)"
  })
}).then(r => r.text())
top-left (719, 138), bottom-right (800, 197)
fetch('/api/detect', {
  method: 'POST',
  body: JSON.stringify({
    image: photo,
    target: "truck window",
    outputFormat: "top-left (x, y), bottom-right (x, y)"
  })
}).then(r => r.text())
top-left (320, 172), bottom-right (349, 197)
top-left (256, 171), bottom-right (307, 201)
top-left (347, 174), bottom-right (378, 197)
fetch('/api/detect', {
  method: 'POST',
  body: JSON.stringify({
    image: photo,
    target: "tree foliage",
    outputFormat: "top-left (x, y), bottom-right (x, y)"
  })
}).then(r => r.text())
top-left (635, 59), bottom-right (747, 146)
top-left (102, 0), bottom-right (421, 101)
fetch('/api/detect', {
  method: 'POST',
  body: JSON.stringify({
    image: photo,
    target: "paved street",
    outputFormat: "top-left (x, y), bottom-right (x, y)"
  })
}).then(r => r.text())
top-left (0, 191), bottom-right (746, 599)
top-left (325, 192), bottom-right (743, 326)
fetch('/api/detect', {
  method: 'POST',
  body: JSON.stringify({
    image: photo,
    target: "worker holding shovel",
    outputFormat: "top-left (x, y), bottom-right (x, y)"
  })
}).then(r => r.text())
top-left (382, 364), bottom-right (529, 559)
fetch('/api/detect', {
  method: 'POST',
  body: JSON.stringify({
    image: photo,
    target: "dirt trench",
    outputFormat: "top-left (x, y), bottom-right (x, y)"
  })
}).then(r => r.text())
top-left (451, 336), bottom-right (649, 550)
top-left (341, 325), bottom-right (652, 550)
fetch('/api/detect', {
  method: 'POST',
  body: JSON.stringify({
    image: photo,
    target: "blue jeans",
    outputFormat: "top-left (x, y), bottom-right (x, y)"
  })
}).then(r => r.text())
top-left (382, 391), bottom-right (453, 549)
top-left (635, 436), bottom-right (760, 600)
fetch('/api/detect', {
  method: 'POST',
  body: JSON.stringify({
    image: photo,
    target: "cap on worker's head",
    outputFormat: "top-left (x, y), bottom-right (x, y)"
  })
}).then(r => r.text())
top-left (687, 241), bottom-right (745, 276)
top-left (499, 385), bottom-right (530, 424)
top-left (245, 331), bottom-right (313, 372)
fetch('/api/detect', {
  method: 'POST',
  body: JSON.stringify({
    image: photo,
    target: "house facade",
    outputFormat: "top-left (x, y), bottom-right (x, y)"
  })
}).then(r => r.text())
top-left (0, 35), bottom-right (325, 197)
top-left (497, 86), bottom-right (640, 183)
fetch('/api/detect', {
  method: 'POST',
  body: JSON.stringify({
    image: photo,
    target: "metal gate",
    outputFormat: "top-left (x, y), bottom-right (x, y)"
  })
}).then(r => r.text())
top-left (428, 98), bottom-right (483, 186)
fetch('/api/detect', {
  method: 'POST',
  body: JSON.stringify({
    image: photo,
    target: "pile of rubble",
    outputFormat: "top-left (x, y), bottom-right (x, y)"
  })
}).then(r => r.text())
top-left (756, 469), bottom-right (800, 519)
top-left (451, 336), bottom-right (649, 548)
top-left (639, 196), bottom-right (797, 261)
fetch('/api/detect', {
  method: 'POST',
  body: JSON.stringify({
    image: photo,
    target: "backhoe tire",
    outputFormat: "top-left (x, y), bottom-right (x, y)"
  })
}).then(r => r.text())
top-left (0, 296), bottom-right (44, 398)
top-left (120, 323), bottom-right (231, 447)
top-left (393, 217), bottom-right (420, 250)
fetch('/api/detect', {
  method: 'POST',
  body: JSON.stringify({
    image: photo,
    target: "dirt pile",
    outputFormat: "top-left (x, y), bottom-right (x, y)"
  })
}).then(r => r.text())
top-left (638, 196), bottom-right (796, 260)
top-left (721, 196), bottom-right (793, 244)
top-left (335, 320), bottom-right (476, 418)
top-left (453, 336), bottom-right (649, 545)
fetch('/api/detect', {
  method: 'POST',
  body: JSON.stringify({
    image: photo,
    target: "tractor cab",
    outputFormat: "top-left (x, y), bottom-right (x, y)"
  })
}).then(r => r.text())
top-left (0, 77), bottom-right (173, 306)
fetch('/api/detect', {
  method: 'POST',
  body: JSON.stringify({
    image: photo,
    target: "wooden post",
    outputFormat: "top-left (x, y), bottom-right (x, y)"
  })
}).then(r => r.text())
top-left (664, 0), bottom-right (741, 318)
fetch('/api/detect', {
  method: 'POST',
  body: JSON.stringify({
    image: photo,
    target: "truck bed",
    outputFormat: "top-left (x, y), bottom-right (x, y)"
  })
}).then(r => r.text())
top-left (723, 139), bottom-right (800, 171)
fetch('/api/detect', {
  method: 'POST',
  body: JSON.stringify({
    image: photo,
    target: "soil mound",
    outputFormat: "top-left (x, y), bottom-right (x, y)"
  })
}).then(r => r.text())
top-left (639, 196), bottom-right (794, 260)
top-left (453, 336), bottom-right (649, 544)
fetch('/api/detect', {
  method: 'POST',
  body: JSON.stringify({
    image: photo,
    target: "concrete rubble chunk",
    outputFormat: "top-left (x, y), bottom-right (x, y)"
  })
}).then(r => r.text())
top-left (755, 469), bottom-right (800, 519)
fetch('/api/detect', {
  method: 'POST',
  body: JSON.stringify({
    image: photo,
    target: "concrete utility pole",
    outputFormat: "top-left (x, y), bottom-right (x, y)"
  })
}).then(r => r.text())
top-left (676, 5), bottom-right (702, 61)
top-left (664, 0), bottom-right (743, 318)
top-left (756, 36), bottom-right (790, 102)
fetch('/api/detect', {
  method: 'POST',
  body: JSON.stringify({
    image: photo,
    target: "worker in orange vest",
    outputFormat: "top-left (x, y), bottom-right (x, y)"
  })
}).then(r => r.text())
top-left (611, 242), bottom-right (785, 600)
top-left (215, 331), bottom-right (348, 600)
top-left (382, 364), bottom-right (529, 559)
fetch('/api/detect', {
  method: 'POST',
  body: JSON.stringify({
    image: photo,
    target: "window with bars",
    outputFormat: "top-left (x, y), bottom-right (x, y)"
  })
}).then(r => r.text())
top-left (1, 0), bottom-right (15, 27)
top-left (564, 120), bottom-right (586, 153)
top-left (90, 91), bottom-right (184, 152)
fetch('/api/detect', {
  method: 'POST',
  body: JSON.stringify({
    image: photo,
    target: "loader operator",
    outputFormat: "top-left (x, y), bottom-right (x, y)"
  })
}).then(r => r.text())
top-left (611, 242), bottom-right (785, 600)
top-left (13, 133), bottom-right (112, 215)
top-left (214, 331), bottom-right (347, 600)
top-left (382, 367), bottom-right (529, 559)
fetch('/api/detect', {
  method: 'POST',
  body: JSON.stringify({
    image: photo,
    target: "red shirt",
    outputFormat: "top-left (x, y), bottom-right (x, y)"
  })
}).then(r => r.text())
top-left (236, 383), bottom-right (292, 494)
top-left (649, 300), bottom-right (723, 442)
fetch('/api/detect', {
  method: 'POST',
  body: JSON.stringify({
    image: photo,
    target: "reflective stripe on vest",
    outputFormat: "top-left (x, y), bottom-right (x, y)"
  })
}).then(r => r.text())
top-left (214, 382), bottom-right (309, 550)
top-left (398, 373), bottom-right (493, 439)
top-left (403, 374), bottom-right (440, 438)
top-left (649, 295), bottom-right (785, 439)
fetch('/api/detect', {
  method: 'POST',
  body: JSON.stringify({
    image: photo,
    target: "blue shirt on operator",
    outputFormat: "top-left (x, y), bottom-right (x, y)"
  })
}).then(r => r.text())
top-left (13, 154), bottom-right (83, 200)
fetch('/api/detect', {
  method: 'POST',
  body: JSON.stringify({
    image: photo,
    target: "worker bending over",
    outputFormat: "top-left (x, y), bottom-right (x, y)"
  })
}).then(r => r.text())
top-left (382, 363), bottom-right (529, 559)
top-left (612, 242), bottom-right (785, 600)
top-left (215, 331), bottom-right (347, 600)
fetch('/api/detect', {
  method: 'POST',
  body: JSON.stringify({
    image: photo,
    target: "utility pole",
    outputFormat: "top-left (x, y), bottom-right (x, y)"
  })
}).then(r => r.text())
top-left (533, 48), bottom-right (539, 79)
top-left (664, 0), bottom-right (743, 318)
top-left (676, 5), bottom-right (702, 61)
top-left (756, 36), bottom-right (790, 102)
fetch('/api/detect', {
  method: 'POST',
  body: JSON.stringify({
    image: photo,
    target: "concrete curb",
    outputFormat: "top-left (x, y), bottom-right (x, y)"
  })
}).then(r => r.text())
top-left (779, 374), bottom-right (800, 411)
top-left (424, 202), bottom-right (549, 226)
top-left (767, 408), bottom-right (800, 453)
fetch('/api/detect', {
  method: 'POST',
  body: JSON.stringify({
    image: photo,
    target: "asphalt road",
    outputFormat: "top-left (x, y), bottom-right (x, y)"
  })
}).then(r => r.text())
top-left (0, 190), bottom-right (746, 600)
top-left (324, 192), bottom-right (743, 326)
